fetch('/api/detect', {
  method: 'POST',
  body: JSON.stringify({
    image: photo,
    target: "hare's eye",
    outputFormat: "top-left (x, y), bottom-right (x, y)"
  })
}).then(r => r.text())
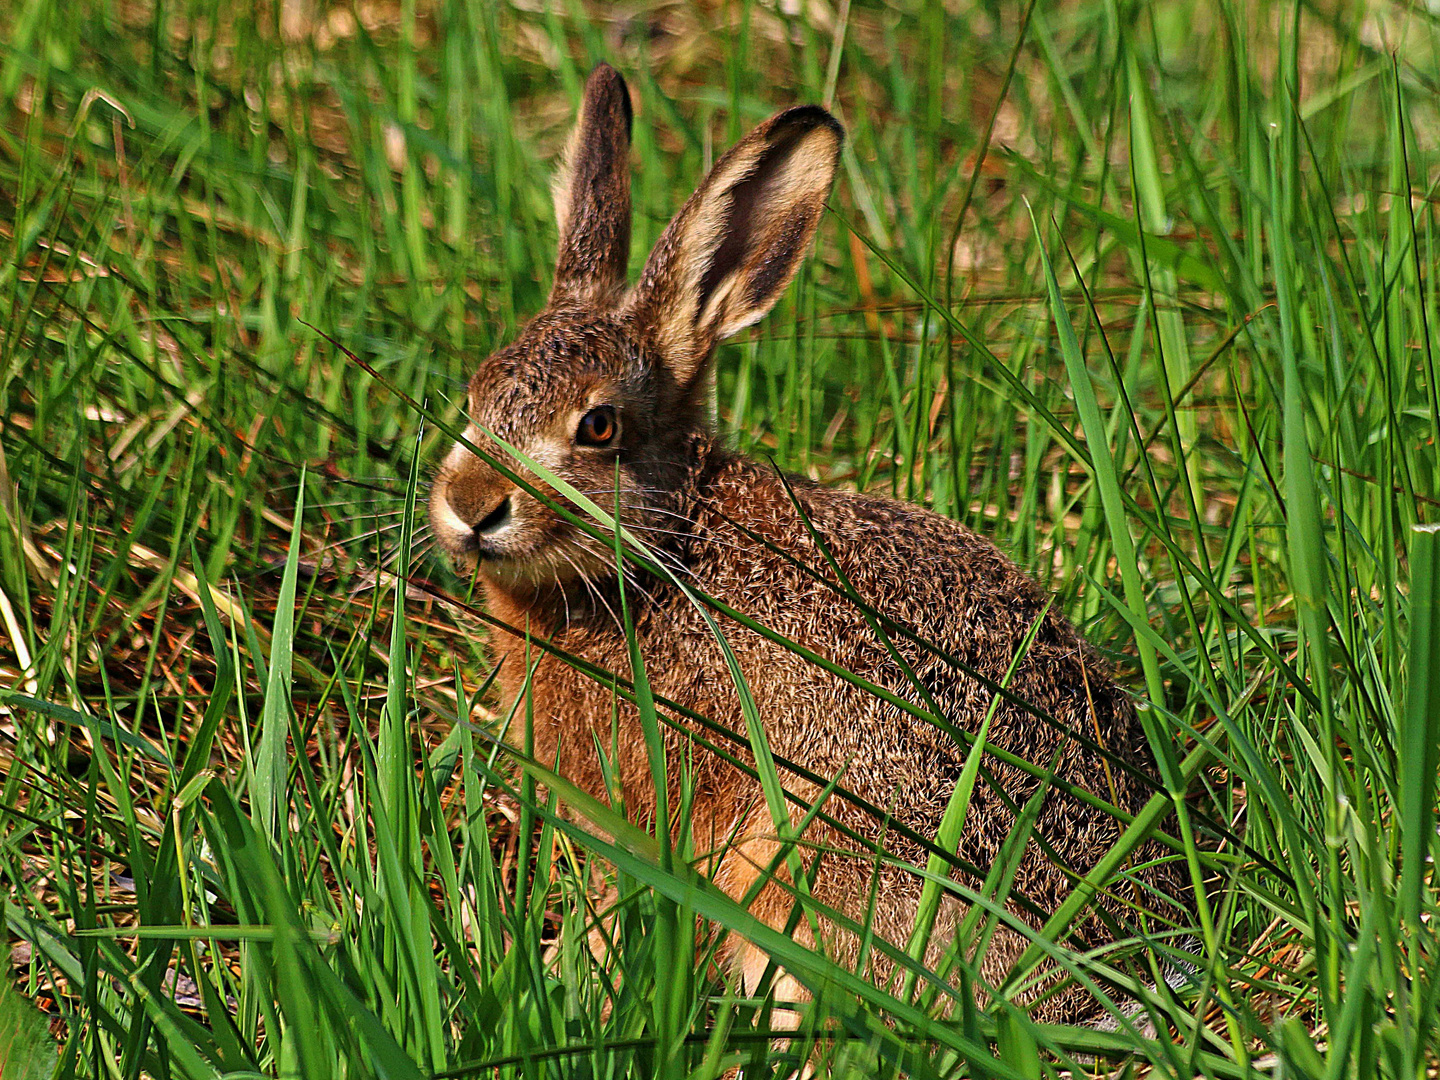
top-left (576, 406), bottom-right (618, 447)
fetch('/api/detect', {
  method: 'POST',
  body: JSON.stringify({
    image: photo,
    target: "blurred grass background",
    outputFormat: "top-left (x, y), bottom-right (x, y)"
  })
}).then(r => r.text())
top-left (3, 0), bottom-right (1440, 1075)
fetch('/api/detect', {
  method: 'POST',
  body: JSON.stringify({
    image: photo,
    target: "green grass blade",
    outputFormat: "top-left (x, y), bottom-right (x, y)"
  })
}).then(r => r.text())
top-left (255, 470), bottom-right (305, 845)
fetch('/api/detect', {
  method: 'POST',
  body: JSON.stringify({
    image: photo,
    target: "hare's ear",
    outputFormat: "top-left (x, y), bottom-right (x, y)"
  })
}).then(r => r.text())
top-left (628, 106), bottom-right (842, 384)
top-left (550, 64), bottom-right (633, 306)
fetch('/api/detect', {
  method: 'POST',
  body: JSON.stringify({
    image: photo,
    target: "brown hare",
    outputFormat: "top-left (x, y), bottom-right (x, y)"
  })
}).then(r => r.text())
top-left (429, 64), bottom-right (1189, 1026)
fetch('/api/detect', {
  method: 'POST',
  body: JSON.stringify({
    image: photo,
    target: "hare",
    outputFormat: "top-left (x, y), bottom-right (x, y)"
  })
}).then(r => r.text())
top-left (429, 64), bottom-right (1189, 1026)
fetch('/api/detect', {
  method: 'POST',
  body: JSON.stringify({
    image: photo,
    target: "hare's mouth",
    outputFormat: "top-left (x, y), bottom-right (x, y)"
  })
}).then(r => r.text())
top-left (434, 527), bottom-right (526, 567)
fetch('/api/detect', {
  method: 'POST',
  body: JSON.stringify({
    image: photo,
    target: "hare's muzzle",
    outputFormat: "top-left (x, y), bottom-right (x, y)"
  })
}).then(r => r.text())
top-left (429, 446), bottom-right (519, 562)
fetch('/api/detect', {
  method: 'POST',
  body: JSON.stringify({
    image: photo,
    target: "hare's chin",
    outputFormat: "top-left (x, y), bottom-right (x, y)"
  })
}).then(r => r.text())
top-left (472, 539), bottom-right (617, 592)
top-left (476, 553), bottom-right (570, 591)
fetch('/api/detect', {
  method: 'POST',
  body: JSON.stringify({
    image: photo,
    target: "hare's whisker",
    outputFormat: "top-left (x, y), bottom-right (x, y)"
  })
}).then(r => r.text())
top-left (313, 500), bottom-right (410, 513)
top-left (557, 548), bottom-right (627, 639)
top-left (306, 523), bottom-right (408, 558)
top-left (623, 523), bottom-right (751, 554)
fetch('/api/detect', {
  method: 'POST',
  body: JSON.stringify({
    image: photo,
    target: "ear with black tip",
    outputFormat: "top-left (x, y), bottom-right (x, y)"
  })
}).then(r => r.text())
top-left (550, 64), bottom-right (634, 306)
top-left (626, 105), bottom-right (842, 385)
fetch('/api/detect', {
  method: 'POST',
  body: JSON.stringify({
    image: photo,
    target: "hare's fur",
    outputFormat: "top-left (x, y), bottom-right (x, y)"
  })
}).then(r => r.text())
top-left (430, 64), bottom-right (1188, 1024)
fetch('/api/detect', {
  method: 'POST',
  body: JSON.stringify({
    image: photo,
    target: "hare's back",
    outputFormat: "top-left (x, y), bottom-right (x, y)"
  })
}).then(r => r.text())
top-left (692, 452), bottom-right (1101, 693)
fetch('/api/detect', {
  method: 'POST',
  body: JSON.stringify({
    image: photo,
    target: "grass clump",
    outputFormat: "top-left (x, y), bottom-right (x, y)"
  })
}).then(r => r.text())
top-left (3, 0), bottom-right (1440, 1076)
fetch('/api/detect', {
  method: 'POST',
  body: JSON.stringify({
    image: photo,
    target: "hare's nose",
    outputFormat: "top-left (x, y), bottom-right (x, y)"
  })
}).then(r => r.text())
top-left (473, 494), bottom-right (512, 537)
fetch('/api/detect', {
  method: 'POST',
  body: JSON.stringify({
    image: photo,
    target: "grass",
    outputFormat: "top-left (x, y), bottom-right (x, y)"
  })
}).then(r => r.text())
top-left (2, 0), bottom-right (1440, 1075)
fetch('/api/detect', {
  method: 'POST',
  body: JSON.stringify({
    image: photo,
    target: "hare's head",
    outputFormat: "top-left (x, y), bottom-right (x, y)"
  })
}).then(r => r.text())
top-left (430, 65), bottom-right (842, 587)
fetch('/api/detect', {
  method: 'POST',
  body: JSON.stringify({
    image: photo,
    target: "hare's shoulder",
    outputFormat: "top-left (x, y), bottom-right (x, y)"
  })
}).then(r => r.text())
top-left (693, 453), bottom-right (1052, 628)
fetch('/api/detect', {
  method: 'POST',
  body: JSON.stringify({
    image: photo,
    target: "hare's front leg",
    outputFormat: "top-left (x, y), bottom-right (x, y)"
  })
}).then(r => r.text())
top-left (708, 804), bottom-right (819, 1030)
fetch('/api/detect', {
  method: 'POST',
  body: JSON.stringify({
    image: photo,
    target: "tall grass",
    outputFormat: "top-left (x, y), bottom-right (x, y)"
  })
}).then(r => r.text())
top-left (2, 0), bottom-right (1439, 1076)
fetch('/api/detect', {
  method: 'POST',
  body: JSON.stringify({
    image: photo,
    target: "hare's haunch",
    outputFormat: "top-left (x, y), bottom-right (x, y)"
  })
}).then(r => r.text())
top-left (430, 64), bottom-right (1189, 1024)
